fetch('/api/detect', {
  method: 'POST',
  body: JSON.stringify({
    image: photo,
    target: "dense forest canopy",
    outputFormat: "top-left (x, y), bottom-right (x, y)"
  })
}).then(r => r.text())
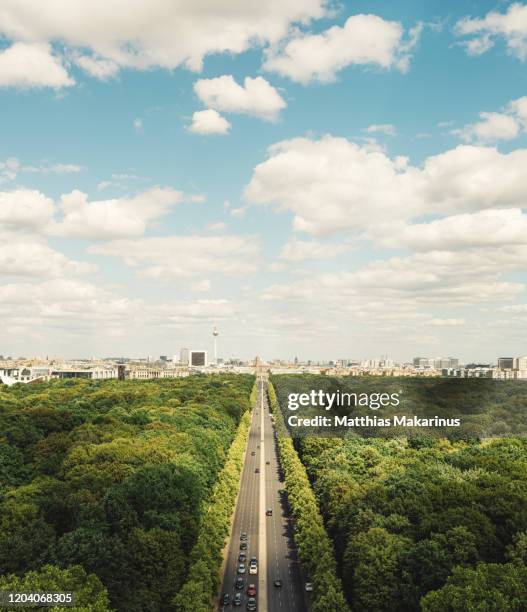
top-left (272, 375), bottom-right (527, 611)
top-left (0, 374), bottom-right (254, 612)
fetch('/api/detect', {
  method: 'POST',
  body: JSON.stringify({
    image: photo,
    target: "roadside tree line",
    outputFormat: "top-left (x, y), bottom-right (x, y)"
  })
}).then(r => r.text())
top-left (268, 382), bottom-right (350, 612)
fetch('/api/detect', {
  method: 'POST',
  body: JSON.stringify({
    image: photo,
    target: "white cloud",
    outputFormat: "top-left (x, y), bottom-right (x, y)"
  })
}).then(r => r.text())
top-left (0, 158), bottom-right (21, 184)
top-left (88, 234), bottom-right (261, 278)
top-left (0, 189), bottom-right (55, 231)
top-left (0, 158), bottom-right (82, 183)
top-left (194, 75), bottom-right (286, 121)
top-left (189, 109), bottom-right (231, 135)
top-left (450, 96), bottom-right (527, 144)
top-left (0, 42), bottom-right (73, 88)
top-left (245, 136), bottom-right (527, 235)
top-left (53, 187), bottom-right (185, 239)
top-left (0, 234), bottom-right (96, 278)
top-left (73, 54), bottom-right (119, 80)
top-left (49, 163), bottom-right (82, 174)
top-left (427, 318), bottom-right (466, 327)
top-left (508, 96), bottom-right (527, 128)
top-left (451, 112), bottom-right (520, 143)
top-left (191, 278), bottom-right (211, 292)
top-left (364, 123), bottom-right (397, 137)
top-left (0, 0), bottom-right (327, 78)
top-left (205, 221), bottom-right (227, 232)
top-left (375, 209), bottom-right (527, 251)
top-left (261, 247), bottom-right (525, 309)
top-left (279, 239), bottom-right (350, 261)
top-left (263, 14), bottom-right (421, 83)
top-left (456, 3), bottom-right (527, 60)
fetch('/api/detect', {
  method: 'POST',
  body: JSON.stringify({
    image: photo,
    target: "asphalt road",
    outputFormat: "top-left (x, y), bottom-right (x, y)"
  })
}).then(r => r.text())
top-left (219, 377), bottom-right (307, 612)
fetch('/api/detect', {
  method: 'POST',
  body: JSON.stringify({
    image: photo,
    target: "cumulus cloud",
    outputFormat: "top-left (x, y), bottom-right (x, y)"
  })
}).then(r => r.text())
top-left (53, 187), bottom-right (185, 239)
top-left (261, 248), bottom-right (525, 308)
top-left (452, 112), bottom-right (519, 143)
top-left (88, 234), bottom-right (261, 278)
top-left (245, 136), bottom-right (527, 235)
top-left (0, 0), bottom-right (327, 83)
top-left (451, 96), bottom-right (527, 143)
top-left (73, 54), bottom-right (119, 80)
top-left (375, 209), bottom-right (527, 251)
top-left (263, 14), bottom-right (421, 83)
top-left (279, 239), bottom-right (350, 261)
top-left (189, 109), bottom-right (231, 135)
top-left (0, 234), bottom-right (96, 278)
top-left (0, 189), bottom-right (55, 231)
top-left (0, 42), bottom-right (74, 88)
top-left (194, 75), bottom-right (286, 121)
top-left (456, 3), bottom-right (527, 60)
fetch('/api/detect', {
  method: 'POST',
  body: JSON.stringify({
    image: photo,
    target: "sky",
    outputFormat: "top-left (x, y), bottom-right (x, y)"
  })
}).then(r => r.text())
top-left (1, 0), bottom-right (527, 363)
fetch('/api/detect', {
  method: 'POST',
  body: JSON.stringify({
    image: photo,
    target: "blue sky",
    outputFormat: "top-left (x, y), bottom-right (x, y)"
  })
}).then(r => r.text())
top-left (1, 0), bottom-right (527, 362)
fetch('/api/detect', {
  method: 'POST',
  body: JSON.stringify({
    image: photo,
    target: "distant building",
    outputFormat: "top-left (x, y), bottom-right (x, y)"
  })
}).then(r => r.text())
top-left (189, 351), bottom-right (207, 367)
top-left (498, 357), bottom-right (515, 370)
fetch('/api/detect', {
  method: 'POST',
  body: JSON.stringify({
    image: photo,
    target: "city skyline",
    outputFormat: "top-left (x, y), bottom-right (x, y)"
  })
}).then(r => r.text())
top-left (2, 0), bottom-right (527, 360)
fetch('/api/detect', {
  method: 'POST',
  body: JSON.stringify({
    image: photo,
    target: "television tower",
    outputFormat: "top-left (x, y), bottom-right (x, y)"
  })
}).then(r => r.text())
top-left (213, 326), bottom-right (219, 364)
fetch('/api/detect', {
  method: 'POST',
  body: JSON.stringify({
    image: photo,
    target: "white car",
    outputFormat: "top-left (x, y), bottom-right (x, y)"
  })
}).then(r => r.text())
top-left (249, 563), bottom-right (258, 575)
top-left (305, 582), bottom-right (313, 592)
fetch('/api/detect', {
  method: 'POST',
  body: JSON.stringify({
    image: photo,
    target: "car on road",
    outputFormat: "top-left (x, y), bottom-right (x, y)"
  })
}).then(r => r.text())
top-left (254, 468), bottom-right (259, 473)
top-left (305, 582), bottom-right (313, 592)
top-left (222, 593), bottom-right (231, 605)
top-left (249, 562), bottom-right (257, 575)
top-left (233, 592), bottom-right (242, 606)
top-left (235, 577), bottom-right (244, 590)
top-left (274, 579), bottom-right (283, 587)
top-left (247, 584), bottom-right (257, 596)
top-left (240, 532), bottom-right (247, 541)
top-left (238, 553), bottom-right (246, 563)
top-left (246, 598), bottom-right (257, 611)
top-left (251, 451), bottom-right (255, 456)
top-left (266, 508), bottom-right (272, 516)
top-left (237, 563), bottom-right (246, 574)
top-left (239, 542), bottom-right (247, 550)
top-left (266, 460), bottom-right (270, 465)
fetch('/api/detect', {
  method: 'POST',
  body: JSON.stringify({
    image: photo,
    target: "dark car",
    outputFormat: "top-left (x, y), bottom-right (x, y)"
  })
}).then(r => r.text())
top-left (222, 593), bottom-right (231, 605)
top-left (235, 577), bottom-right (244, 590)
top-left (240, 532), bottom-right (247, 541)
top-left (233, 592), bottom-right (242, 606)
top-left (239, 542), bottom-right (247, 550)
top-left (251, 451), bottom-right (255, 456)
top-left (238, 553), bottom-right (246, 563)
top-left (266, 508), bottom-right (272, 516)
top-left (274, 579), bottom-right (283, 587)
top-left (255, 468), bottom-right (259, 473)
top-left (246, 597), bottom-right (257, 611)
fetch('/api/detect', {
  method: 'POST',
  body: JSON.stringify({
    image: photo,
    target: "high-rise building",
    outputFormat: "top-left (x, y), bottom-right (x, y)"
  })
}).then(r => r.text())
top-left (498, 357), bottom-right (515, 370)
top-left (413, 357), bottom-right (430, 368)
top-left (180, 348), bottom-right (190, 365)
top-left (189, 351), bottom-right (207, 367)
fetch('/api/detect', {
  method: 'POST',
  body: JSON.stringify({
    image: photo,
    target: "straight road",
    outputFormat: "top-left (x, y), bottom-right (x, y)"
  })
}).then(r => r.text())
top-left (219, 375), bottom-right (307, 612)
